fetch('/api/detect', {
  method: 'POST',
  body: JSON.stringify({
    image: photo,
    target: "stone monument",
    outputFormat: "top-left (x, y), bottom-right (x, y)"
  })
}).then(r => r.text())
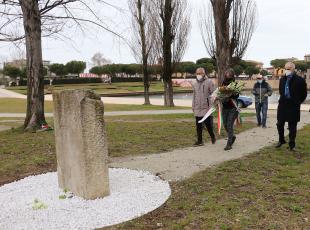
top-left (53, 90), bottom-right (109, 200)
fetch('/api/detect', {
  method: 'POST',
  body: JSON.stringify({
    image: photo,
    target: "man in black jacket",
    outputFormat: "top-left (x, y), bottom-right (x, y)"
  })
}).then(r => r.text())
top-left (276, 62), bottom-right (308, 151)
top-left (252, 75), bottom-right (273, 128)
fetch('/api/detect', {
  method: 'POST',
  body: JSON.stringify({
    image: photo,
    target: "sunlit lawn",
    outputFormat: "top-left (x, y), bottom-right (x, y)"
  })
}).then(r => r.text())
top-left (0, 98), bottom-right (190, 113)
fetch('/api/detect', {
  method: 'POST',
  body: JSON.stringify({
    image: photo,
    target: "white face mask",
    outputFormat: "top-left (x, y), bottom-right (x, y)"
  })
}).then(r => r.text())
top-left (196, 75), bottom-right (203, 81)
top-left (258, 80), bottom-right (263, 84)
top-left (285, 70), bottom-right (293, 76)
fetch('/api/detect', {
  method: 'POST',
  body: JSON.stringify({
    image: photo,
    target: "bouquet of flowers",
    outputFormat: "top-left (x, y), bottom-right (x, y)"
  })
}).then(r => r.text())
top-left (199, 81), bottom-right (246, 134)
top-left (212, 81), bottom-right (245, 101)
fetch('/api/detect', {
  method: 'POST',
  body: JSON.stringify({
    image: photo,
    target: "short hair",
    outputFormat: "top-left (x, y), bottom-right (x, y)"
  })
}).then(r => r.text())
top-left (285, 62), bottom-right (295, 70)
top-left (196, 67), bottom-right (206, 75)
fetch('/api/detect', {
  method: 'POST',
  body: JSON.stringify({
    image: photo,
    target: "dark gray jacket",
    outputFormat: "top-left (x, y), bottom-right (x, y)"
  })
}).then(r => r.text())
top-left (252, 80), bottom-right (273, 103)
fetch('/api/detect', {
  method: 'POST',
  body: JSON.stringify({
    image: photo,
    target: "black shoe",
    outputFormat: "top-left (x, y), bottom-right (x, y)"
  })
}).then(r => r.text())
top-left (231, 136), bottom-right (236, 146)
top-left (211, 137), bottom-right (216, 144)
top-left (262, 125), bottom-right (267, 128)
top-left (276, 141), bottom-right (286, 148)
top-left (289, 147), bottom-right (296, 152)
top-left (257, 123), bottom-right (261, 127)
top-left (224, 145), bottom-right (232, 151)
top-left (194, 141), bottom-right (204, 147)
top-left (289, 142), bottom-right (295, 150)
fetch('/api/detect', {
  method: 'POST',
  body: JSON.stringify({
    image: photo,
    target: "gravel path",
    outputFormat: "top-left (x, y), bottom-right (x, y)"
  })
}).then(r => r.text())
top-left (0, 168), bottom-right (171, 230)
top-left (110, 112), bottom-right (310, 181)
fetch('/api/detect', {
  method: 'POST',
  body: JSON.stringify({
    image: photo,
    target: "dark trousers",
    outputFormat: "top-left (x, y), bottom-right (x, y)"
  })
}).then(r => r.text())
top-left (277, 120), bottom-right (297, 148)
top-left (222, 108), bottom-right (238, 145)
top-left (195, 116), bottom-right (215, 143)
top-left (255, 102), bottom-right (268, 126)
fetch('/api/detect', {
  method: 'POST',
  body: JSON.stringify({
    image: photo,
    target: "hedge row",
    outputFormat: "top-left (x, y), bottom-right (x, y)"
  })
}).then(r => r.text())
top-left (53, 78), bottom-right (103, 84)
top-left (111, 77), bottom-right (143, 83)
top-left (19, 79), bottom-right (51, 86)
top-left (18, 77), bottom-right (159, 86)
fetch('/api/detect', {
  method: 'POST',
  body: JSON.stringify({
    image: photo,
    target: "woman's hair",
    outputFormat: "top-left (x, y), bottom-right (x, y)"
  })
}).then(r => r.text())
top-left (224, 68), bottom-right (235, 78)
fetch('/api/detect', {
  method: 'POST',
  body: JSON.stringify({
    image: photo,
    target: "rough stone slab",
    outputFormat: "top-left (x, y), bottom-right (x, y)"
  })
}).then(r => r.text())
top-left (53, 90), bottom-right (109, 199)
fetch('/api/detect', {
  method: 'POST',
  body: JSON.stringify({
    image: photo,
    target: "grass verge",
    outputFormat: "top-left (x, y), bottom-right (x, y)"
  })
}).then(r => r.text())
top-left (0, 98), bottom-right (189, 113)
top-left (106, 125), bottom-right (310, 230)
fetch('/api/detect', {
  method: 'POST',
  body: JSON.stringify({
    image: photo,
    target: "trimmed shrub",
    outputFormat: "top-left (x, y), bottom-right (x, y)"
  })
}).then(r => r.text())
top-left (52, 78), bottom-right (102, 85)
top-left (19, 79), bottom-right (51, 86)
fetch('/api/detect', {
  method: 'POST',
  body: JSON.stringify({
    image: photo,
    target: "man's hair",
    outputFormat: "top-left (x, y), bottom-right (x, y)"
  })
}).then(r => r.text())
top-left (285, 62), bottom-right (296, 70)
top-left (196, 67), bottom-right (206, 75)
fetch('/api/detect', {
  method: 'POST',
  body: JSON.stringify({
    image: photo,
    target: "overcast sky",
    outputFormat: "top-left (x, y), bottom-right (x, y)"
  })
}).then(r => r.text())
top-left (1, 0), bottom-right (310, 69)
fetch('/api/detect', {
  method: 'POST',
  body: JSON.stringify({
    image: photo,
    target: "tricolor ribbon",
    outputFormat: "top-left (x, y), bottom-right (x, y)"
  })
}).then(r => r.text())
top-left (217, 103), bottom-right (223, 135)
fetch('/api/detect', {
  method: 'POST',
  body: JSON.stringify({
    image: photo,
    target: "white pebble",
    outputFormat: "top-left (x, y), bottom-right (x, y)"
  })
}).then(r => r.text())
top-left (0, 168), bottom-right (171, 230)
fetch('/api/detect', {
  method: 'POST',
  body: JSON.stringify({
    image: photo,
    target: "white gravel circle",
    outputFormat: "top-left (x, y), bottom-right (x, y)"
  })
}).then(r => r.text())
top-left (0, 168), bottom-right (171, 230)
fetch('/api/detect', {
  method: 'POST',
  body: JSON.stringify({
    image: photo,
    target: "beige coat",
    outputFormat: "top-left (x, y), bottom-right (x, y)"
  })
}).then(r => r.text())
top-left (192, 78), bottom-right (215, 117)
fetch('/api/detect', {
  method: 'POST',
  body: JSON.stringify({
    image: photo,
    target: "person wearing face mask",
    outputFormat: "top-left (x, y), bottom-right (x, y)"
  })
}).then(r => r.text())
top-left (252, 75), bottom-right (273, 128)
top-left (192, 67), bottom-right (216, 146)
top-left (276, 62), bottom-right (307, 151)
top-left (222, 69), bottom-right (239, 151)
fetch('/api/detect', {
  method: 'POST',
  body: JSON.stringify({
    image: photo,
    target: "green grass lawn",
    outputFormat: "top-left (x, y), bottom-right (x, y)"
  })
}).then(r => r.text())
top-left (6, 82), bottom-right (192, 96)
top-left (0, 98), bottom-right (190, 113)
top-left (0, 98), bottom-right (54, 113)
top-left (107, 125), bottom-right (310, 230)
top-left (0, 114), bottom-right (254, 185)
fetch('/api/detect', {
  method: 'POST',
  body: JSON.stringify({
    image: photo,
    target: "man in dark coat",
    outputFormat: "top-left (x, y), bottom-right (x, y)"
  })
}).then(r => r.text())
top-left (276, 62), bottom-right (308, 151)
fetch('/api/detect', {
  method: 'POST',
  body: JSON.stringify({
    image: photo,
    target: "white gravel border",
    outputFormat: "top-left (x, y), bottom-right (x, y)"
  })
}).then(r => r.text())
top-left (0, 168), bottom-right (171, 230)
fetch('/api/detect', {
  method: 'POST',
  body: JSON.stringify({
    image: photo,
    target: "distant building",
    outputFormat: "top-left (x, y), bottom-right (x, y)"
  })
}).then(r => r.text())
top-left (265, 67), bottom-right (275, 74)
top-left (304, 54), bottom-right (310, 62)
top-left (245, 60), bottom-right (264, 70)
top-left (286, 57), bottom-right (299, 62)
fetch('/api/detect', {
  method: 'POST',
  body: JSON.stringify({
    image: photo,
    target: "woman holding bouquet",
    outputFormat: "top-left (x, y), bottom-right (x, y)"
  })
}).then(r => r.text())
top-left (222, 69), bottom-right (239, 151)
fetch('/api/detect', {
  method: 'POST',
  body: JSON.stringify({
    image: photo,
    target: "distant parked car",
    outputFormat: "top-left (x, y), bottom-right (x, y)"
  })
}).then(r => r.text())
top-left (237, 95), bottom-right (253, 108)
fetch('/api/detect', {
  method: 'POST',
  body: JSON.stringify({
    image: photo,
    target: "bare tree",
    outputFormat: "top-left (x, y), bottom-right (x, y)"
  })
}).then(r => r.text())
top-left (200, 0), bottom-right (257, 84)
top-left (151, 0), bottom-right (190, 107)
top-left (0, 0), bottom-right (120, 131)
top-left (91, 52), bottom-right (112, 67)
top-left (128, 0), bottom-right (157, 105)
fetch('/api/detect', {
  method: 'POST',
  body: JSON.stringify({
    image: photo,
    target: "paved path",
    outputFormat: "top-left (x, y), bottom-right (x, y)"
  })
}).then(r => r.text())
top-left (101, 96), bottom-right (310, 111)
top-left (110, 112), bottom-right (310, 181)
top-left (0, 125), bottom-right (11, 132)
top-left (0, 88), bottom-right (26, 99)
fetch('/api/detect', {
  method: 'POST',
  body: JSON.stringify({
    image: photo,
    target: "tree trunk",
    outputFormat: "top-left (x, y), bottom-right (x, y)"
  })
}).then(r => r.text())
top-left (162, 0), bottom-right (174, 107)
top-left (142, 57), bottom-right (151, 105)
top-left (20, 0), bottom-right (46, 131)
top-left (212, 0), bottom-right (232, 86)
top-left (163, 80), bottom-right (174, 106)
top-left (137, 0), bottom-right (151, 105)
